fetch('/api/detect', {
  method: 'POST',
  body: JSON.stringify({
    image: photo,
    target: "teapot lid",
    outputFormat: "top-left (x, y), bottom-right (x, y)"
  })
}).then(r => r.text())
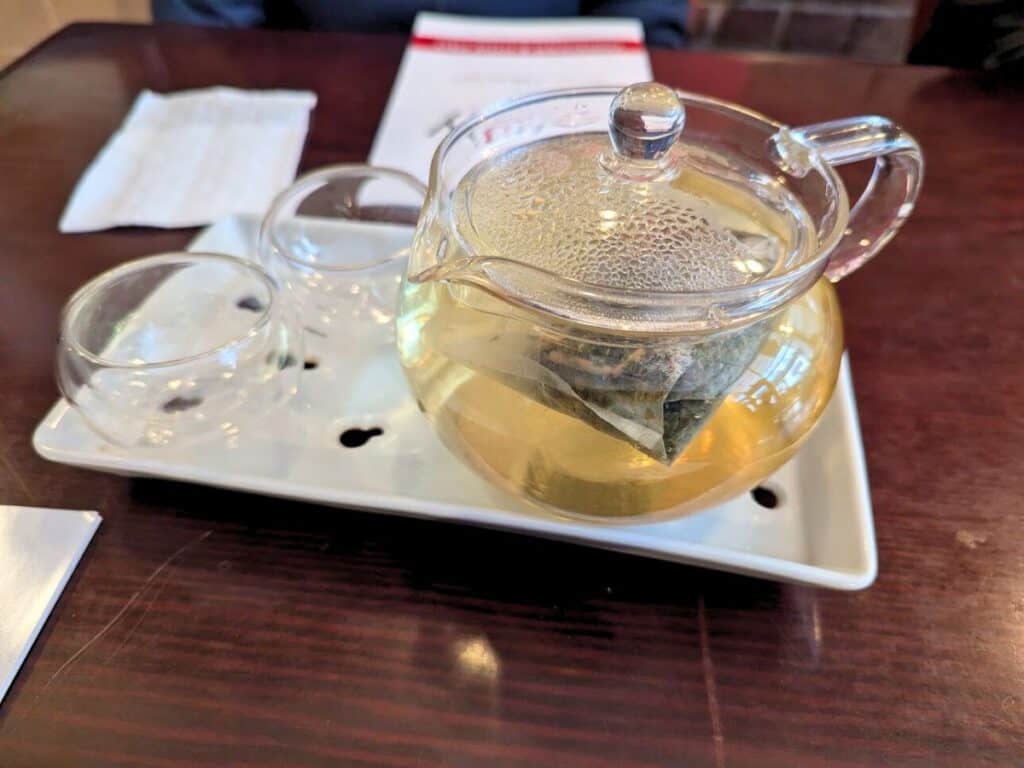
top-left (450, 83), bottom-right (811, 306)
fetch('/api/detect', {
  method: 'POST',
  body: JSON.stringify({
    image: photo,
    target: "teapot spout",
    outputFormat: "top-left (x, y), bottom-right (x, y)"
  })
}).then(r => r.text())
top-left (411, 256), bottom-right (558, 309)
top-left (412, 256), bottom-right (487, 286)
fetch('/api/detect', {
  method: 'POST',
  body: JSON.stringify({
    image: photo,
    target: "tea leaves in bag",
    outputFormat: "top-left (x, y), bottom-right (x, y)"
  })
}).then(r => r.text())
top-left (533, 322), bottom-right (767, 463)
top-left (436, 316), bottom-right (766, 465)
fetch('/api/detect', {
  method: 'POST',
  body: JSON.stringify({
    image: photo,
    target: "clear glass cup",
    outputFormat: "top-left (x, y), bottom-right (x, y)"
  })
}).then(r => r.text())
top-left (57, 252), bottom-right (303, 448)
top-left (258, 165), bottom-right (427, 343)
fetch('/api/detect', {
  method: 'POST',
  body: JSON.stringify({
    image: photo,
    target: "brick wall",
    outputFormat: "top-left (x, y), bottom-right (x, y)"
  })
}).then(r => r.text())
top-left (690, 0), bottom-right (917, 62)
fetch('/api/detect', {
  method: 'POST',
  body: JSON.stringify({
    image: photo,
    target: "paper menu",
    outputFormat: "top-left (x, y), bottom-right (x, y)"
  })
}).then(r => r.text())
top-left (0, 506), bottom-right (100, 702)
top-left (369, 12), bottom-right (652, 180)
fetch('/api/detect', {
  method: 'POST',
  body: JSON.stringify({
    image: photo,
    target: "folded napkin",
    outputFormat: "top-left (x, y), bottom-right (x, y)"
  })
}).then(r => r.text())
top-left (59, 87), bottom-right (317, 233)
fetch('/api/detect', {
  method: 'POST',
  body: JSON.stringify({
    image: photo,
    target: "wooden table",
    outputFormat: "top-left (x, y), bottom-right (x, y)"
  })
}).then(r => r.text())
top-left (1, 23), bottom-right (1022, 768)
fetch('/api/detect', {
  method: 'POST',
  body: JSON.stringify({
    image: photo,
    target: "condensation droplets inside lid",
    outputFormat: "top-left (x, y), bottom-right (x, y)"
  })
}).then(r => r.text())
top-left (452, 82), bottom-right (816, 299)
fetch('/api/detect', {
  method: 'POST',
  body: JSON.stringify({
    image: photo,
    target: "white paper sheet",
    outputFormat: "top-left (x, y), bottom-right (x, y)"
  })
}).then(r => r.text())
top-left (369, 12), bottom-right (652, 180)
top-left (0, 506), bottom-right (100, 702)
top-left (59, 87), bottom-right (316, 233)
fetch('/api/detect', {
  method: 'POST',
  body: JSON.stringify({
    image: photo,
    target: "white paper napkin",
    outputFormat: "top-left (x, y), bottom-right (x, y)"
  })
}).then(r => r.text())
top-left (0, 506), bottom-right (100, 701)
top-left (59, 87), bottom-right (317, 233)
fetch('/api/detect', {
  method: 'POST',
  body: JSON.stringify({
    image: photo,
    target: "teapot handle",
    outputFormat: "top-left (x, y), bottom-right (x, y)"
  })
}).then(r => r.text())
top-left (774, 117), bottom-right (924, 282)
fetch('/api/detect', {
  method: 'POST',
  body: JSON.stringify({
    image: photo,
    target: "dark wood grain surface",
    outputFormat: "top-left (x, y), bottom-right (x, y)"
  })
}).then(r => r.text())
top-left (0, 23), bottom-right (1022, 768)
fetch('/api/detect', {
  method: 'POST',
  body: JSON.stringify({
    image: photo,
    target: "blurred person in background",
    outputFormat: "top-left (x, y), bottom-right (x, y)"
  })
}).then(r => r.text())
top-left (152, 0), bottom-right (688, 48)
top-left (911, 0), bottom-right (1023, 73)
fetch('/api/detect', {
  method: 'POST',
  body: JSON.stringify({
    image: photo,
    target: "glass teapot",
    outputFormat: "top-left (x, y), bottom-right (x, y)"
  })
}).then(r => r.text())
top-left (396, 83), bottom-right (922, 522)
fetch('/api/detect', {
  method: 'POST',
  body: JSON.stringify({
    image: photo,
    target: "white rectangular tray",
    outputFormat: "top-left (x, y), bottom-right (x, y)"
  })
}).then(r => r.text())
top-left (34, 215), bottom-right (877, 590)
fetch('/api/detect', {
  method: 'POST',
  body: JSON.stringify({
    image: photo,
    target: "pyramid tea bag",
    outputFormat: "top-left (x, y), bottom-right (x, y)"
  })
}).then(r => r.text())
top-left (533, 322), bottom-right (768, 463)
top-left (433, 310), bottom-right (767, 465)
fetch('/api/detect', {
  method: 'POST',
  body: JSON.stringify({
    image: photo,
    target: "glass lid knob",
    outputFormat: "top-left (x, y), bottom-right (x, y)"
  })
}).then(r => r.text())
top-left (608, 82), bottom-right (685, 162)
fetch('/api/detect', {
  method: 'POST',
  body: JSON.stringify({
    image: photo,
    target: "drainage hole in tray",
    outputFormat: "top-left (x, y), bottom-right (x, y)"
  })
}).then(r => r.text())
top-left (751, 485), bottom-right (781, 509)
top-left (236, 295), bottom-right (264, 312)
top-left (303, 358), bottom-right (319, 370)
top-left (162, 395), bottom-right (203, 413)
top-left (339, 427), bottom-right (383, 448)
